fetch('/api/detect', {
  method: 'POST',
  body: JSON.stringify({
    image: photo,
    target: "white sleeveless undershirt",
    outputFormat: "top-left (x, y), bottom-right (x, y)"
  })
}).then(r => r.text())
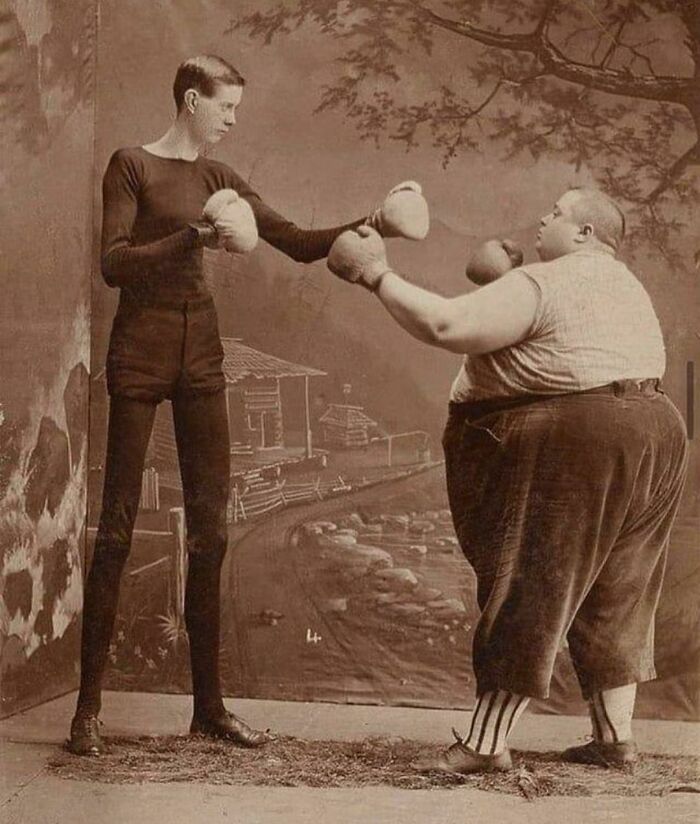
top-left (450, 250), bottom-right (666, 402)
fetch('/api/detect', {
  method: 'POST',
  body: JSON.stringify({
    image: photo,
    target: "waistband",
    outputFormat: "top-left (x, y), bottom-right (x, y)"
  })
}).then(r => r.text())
top-left (448, 379), bottom-right (661, 422)
top-left (118, 293), bottom-right (215, 311)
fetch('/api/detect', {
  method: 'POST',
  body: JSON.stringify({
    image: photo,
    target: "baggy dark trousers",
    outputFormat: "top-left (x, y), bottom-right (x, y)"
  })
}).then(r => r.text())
top-left (77, 297), bottom-right (230, 717)
top-left (443, 380), bottom-right (688, 700)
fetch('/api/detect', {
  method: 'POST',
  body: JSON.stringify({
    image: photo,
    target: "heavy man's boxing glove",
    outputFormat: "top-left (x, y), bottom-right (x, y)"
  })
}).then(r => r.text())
top-left (465, 238), bottom-right (524, 285)
top-left (327, 226), bottom-right (392, 291)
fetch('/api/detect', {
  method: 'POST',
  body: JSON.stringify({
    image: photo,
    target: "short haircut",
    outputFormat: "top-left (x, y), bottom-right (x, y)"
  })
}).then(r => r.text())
top-left (569, 187), bottom-right (626, 251)
top-left (173, 55), bottom-right (245, 111)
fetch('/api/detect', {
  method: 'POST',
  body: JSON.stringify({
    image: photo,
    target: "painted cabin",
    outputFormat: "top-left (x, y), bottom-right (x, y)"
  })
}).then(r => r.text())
top-left (150, 338), bottom-right (325, 468)
top-left (318, 403), bottom-right (379, 449)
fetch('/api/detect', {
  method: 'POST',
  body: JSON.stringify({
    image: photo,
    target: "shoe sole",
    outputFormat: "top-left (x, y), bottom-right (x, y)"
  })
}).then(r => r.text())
top-left (414, 759), bottom-right (513, 775)
top-left (561, 755), bottom-right (637, 769)
top-left (66, 740), bottom-right (103, 757)
top-left (189, 727), bottom-right (271, 748)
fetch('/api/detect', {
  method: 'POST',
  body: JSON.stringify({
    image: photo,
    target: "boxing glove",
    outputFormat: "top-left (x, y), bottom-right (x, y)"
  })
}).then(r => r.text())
top-left (466, 238), bottom-right (524, 285)
top-left (327, 226), bottom-right (391, 291)
top-left (202, 189), bottom-right (258, 253)
top-left (369, 181), bottom-right (430, 240)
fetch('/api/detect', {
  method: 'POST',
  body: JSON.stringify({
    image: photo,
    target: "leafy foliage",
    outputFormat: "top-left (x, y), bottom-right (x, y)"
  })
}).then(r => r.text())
top-left (234, 0), bottom-right (700, 265)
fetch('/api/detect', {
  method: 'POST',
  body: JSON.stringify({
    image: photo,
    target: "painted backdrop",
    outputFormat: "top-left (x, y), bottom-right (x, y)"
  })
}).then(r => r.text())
top-left (0, 0), bottom-right (95, 717)
top-left (86, 0), bottom-right (699, 720)
top-left (3, 0), bottom-right (695, 721)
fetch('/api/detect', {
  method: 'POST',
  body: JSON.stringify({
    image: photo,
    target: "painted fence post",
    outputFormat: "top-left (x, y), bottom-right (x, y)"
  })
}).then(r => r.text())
top-left (169, 507), bottom-right (187, 621)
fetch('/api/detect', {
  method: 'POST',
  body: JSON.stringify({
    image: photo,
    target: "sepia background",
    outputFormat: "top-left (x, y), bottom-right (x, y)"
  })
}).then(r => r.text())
top-left (1, 0), bottom-right (698, 722)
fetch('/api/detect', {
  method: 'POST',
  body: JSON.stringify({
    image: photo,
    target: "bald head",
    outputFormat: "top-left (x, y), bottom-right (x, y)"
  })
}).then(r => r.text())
top-left (536, 187), bottom-right (627, 261)
top-left (568, 187), bottom-right (626, 252)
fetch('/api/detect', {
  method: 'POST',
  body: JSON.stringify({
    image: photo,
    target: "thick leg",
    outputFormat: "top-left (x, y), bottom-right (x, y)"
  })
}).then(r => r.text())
top-left (590, 684), bottom-right (637, 743)
top-left (464, 690), bottom-right (529, 755)
top-left (72, 397), bottom-right (156, 748)
top-left (567, 391), bottom-right (688, 697)
top-left (444, 387), bottom-right (687, 701)
top-left (413, 690), bottom-right (527, 774)
top-left (444, 395), bottom-right (628, 699)
top-left (561, 684), bottom-right (639, 767)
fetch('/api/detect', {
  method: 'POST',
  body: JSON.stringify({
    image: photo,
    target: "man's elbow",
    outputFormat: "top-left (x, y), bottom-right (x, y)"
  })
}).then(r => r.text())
top-left (419, 320), bottom-right (449, 348)
top-left (421, 318), bottom-right (474, 353)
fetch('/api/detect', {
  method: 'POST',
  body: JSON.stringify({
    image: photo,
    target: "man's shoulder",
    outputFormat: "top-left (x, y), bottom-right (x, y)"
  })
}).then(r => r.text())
top-left (109, 146), bottom-right (144, 165)
top-left (516, 259), bottom-right (557, 279)
top-left (512, 258), bottom-right (567, 287)
top-left (104, 147), bottom-right (147, 182)
top-left (200, 155), bottom-right (243, 180)
top-left (200, 155), bottom-right (232, 172)
top-left (521, 251), bottom-right (624, 279)
top-left (199, 156), bottom-right (255, 194)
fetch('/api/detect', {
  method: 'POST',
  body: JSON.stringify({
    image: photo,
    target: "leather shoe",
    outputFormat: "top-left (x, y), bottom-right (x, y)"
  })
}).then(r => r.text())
top-left (413, 728), bottom-right (513, 775)
top-left (67, 713), bottom-right (104, 756)
top-left (561, 739), bottom-right (637, 768)
top-left (190, 710), bottom-right (273, 748)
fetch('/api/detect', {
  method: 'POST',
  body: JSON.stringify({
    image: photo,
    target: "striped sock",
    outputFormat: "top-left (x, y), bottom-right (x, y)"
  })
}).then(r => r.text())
top-left (462, 690), bottom-right (529, 755)
top-left (589, 684), bottom-right (636, 743)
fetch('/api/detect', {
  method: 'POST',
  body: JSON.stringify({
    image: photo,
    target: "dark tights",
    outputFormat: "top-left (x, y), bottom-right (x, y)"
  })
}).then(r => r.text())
top-left (77, 390), bottom-right (230, 718)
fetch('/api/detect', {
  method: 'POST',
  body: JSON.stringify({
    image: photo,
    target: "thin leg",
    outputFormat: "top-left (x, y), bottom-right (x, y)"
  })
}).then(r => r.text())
top-left (76, 397), bottom-right (157, 716)
top-left (172, 390), bottom-right (230, 717)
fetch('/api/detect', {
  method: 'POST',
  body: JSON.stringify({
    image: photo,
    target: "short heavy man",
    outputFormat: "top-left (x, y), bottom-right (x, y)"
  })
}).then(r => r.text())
top-left (328, 187), bottom-right (688, 773)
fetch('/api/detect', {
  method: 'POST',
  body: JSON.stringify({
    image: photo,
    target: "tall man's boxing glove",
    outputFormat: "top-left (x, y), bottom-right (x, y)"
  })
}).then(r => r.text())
top-left (368, 181), bottom-right (429, 240)
top-left (202, 189), bottom-right (259, 253)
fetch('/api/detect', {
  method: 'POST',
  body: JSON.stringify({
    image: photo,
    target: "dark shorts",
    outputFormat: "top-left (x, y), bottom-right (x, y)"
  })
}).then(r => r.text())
top-left (106, 295), bottom-right (225, 402)
top-left (443, 380), bottom-right (688, 699)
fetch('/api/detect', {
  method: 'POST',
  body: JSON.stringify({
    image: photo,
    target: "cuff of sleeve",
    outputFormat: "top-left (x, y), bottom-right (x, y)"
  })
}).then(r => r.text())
top-left (187, 222), bottom-right (216, 249)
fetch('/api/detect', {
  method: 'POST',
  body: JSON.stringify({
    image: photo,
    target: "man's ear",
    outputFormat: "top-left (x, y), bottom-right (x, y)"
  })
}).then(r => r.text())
top-left (575, 223), bottom-right (594, 244)
top-left (184, 88), bottom-right (199, 114)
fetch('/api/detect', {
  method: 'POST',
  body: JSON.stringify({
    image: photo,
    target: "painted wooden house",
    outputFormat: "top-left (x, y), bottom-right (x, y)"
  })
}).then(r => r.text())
top-left (318, 403), bottom-right (380, 449)
top-left (150, 338), bottom-right (325, 465)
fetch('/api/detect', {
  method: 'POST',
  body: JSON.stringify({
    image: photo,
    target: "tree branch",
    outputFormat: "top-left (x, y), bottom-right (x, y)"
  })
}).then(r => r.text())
top-left (423, 7), bottom-right (693, 105)
top-left (646, 140), bottom-right (700, 203)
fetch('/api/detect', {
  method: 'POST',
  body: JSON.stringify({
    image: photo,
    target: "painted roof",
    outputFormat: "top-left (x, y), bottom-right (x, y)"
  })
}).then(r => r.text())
top-left (318, 403), bottom-right (378, 428)
top-left (221, 338), bottom-right (325, 384)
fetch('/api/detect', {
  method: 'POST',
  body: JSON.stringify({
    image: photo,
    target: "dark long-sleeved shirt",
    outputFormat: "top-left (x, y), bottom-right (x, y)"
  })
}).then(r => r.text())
top-left (101, 147), bottom-right (362, 304)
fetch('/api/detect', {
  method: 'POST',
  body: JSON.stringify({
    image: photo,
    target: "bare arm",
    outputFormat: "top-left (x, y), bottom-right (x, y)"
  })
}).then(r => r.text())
top-left (374, 269), bottom-right (540, 355)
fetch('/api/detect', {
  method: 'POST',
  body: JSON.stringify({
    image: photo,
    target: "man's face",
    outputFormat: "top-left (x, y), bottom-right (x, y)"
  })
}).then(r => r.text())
top-left (191, 83), bottom-right (243, 145)
top-left (536, 190), bottom-right (583, 261)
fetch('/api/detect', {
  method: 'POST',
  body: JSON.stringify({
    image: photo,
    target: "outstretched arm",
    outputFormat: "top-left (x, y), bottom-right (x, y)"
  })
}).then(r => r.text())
top-left (227, 171), bottom-right (427, 263)
top-left (328, 226), bottom-right (539, 355)
top-left (374, 269), bottom-right (539, 355)
top-left (247, 195), bottom-right (364, 263)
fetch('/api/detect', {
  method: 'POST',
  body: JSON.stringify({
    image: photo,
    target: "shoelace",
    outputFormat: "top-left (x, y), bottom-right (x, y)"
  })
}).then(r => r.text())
top-left (451, 727), bottom-right (468, 747)
top-left (74, 715), bottom-right (103, 735)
